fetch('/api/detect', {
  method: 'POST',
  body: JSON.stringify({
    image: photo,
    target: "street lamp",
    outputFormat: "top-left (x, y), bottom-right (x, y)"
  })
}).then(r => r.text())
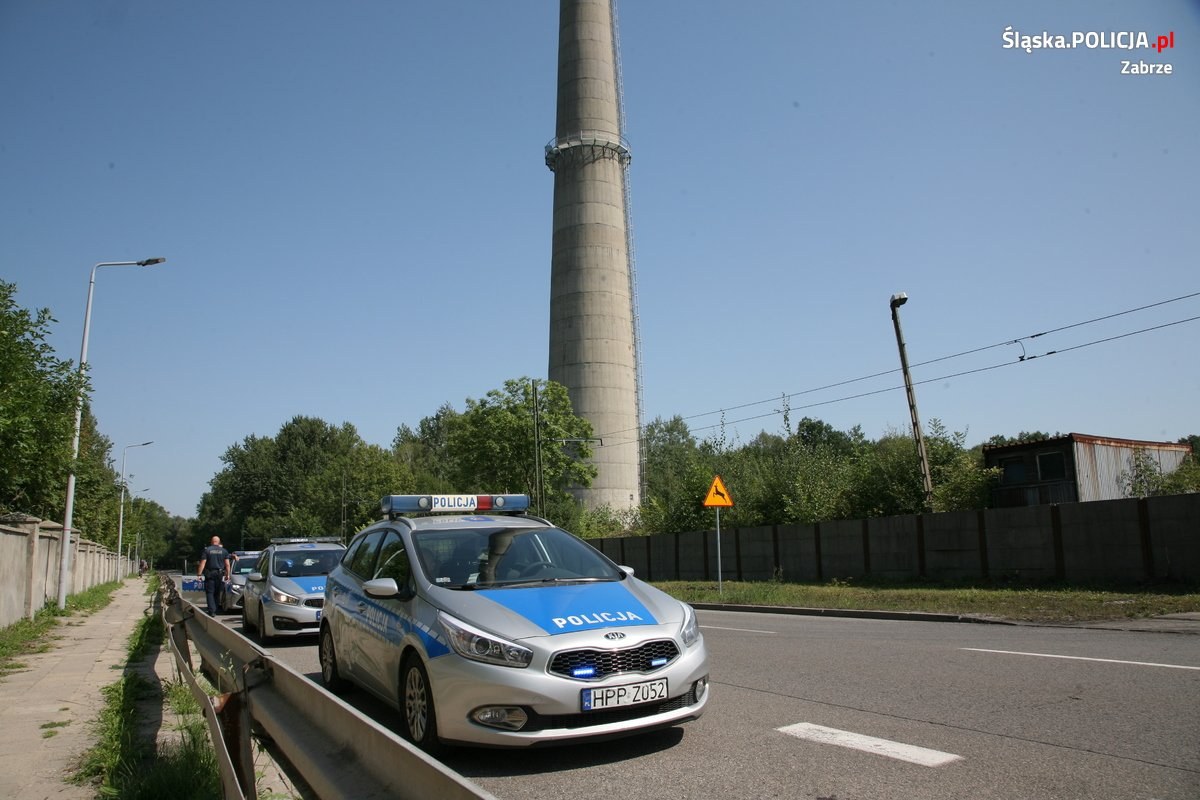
top-left (889, 292), bottom-right (934, 511)
top-left (117, 441), bottom-right (153, 571)
top-left (58, 257), bottom-right (166, 609)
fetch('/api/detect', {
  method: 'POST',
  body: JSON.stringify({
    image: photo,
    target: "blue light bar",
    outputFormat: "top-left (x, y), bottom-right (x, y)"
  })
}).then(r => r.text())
top-left (381, 494), bottom-right (531, 517)
top-left (650, 657), bottom-right (668, 668)
top-left (572, 666), bottom-right (597, 678)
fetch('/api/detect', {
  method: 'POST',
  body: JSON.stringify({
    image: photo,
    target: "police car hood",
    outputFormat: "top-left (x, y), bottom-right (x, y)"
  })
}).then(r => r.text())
top-left (434, 578), bottom-right (685, 639)
top-left (272, 574), bottom-right (327, 598)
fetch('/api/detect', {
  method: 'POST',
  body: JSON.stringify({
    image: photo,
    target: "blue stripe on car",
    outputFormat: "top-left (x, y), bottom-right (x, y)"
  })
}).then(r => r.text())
top-left (478, 583), bottom-right (657, 635)
top-left (289, 577), bottom-right (326, 594)
top-left (345, 584), bottom-right (450, 658)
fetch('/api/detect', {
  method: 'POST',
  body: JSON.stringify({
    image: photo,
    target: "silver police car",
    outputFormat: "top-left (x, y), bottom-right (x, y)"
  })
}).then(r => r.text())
top-left (243, 538), bottom-right (344, 643)
top-left (319, 494), bottom-right (709, 750)
top-left (221, 550), bottom-right (262, 613)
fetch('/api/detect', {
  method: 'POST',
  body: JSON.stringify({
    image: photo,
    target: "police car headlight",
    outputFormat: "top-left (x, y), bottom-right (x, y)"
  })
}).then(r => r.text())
top-left (680, 604), bottom-right (701, 647)
top-left (270, 587), bottom-right (300, 606)
top-left (439, 612), bottom-right (532, 668)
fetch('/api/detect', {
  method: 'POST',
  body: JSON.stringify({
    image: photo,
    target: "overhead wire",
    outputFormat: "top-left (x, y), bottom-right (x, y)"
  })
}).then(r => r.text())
top-left (681, 314), bottom-right (1200, 437)
top-left (590, 291), bottom-right (1200, 444)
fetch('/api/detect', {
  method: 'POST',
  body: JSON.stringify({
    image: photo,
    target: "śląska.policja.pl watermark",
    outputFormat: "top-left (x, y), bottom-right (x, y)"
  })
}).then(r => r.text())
top-left (1002, 27), bottom-right (1177, 75)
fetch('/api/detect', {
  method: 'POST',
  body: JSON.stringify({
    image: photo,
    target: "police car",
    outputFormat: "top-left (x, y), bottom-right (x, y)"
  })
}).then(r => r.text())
top-left (242, 538), bottom-right (345, 643)
top-left (221, 550), bottom-right (262, 613)
top-left (319, 494), bottom-right (709, 750)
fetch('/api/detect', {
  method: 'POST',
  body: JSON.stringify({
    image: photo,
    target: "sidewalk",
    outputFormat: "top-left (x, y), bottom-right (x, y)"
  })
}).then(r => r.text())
top-left (0, 579), bottom-right (150, 799)
top-left (0, 578), bottom-right (300, 799)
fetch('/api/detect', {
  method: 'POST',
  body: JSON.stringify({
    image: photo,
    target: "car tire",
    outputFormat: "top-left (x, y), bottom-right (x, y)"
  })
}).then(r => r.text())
top-left (256, 605), bottom-right (272, 645)
top-left (319, 625), bottom-right (349, 694)
top-left (241, 601), bottom-right (253, 634)
top-left (400, 656), bottom-right (441, 754)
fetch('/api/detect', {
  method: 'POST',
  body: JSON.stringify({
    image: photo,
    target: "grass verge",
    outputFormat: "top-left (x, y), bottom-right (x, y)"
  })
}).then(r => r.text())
top-left (74, 576), bottom-right (223, 800)
top-left (654, 579), bottom-right (1200, 623)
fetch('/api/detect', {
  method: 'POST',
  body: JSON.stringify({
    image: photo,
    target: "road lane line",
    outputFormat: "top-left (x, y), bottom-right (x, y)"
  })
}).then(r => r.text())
top-left (777, 723), bottom-right (963, 767)
top-left (700, 624), bottom-right (776, 634)
top-left (962, 648), bottom-right (1200, 671)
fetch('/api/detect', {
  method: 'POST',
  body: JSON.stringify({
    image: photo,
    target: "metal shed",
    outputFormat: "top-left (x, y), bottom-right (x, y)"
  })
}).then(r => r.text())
top-left (983, 433), bottom-right (1192, 507)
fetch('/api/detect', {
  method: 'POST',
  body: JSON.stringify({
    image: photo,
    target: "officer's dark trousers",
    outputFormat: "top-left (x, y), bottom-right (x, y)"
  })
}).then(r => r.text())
top-left (204, 571), bottom-right (223, 614)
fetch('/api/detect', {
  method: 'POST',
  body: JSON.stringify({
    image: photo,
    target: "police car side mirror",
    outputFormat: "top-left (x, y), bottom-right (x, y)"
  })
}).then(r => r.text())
top-left (364, 577), bottom-right (413, 600)
top-left (619, 565), bottom-right (635, 577)
top-left (248, 572), bottom-right (264, 582)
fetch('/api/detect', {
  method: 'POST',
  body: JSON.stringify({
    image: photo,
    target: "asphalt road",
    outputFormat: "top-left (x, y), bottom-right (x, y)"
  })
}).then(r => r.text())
top-left (212, 603), bottom-right (1200, 799)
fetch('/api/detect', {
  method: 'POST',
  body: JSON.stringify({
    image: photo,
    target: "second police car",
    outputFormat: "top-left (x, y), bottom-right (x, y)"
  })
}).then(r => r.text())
top-left (319, 494), bottom-right (709, 750)
top-left (242, 538), bottom-right (345, 643)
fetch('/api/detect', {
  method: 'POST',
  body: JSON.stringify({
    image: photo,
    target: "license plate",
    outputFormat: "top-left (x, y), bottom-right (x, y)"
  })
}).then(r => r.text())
top-left (582, 678), bottom-right (668, 711)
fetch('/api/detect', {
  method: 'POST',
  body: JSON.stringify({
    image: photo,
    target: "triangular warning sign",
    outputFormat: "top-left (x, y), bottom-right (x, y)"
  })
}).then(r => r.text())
top-left (703, 475), bottom-right (733, 508)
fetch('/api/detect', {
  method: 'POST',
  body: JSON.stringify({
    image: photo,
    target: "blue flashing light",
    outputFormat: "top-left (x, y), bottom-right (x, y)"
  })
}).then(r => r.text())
top-left (572, 665), bottom-right (597, 678)
top-left (381, 494), bottom-right (531, 517)
top-left (650, 657), bottom-right (668, 668)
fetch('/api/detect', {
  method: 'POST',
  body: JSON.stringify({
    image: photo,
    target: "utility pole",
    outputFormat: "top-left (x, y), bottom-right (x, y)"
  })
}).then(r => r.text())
top-left (890, 293), bottom-right (934, 510)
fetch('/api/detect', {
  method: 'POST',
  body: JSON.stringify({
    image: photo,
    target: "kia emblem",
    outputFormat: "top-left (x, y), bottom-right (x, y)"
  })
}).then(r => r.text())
top-left (604, 631), bottom-right (626, 640)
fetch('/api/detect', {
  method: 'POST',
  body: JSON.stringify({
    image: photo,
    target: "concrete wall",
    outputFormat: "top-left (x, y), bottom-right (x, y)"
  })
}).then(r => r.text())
top-left (778, 523), bottom-right (819, 583)
top-left (0, 515), bottom-right (132, 630)
top-left (1148, 493), bottom-right (1200, 580)
top-left (983, 505), bottom-right (1058, 581)
top-left (590, 493), bottom-right (1200, 585)
top-left (819, 519), bottom-right (866, 580)
top-left (924, 510), bottom-right (984, 581)
top-left (1059, 499), bottom-right (1143, 582)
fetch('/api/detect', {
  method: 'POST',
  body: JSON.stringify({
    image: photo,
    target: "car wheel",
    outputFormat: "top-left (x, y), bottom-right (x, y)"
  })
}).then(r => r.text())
top-left (400, 656), bottom-right (441, 753)
top-left (241, 601), bottom-right (253, 633)
top-left (256, 605), bottom-right (272, 645)
top-left (319, 625), bottom-right (348, 693)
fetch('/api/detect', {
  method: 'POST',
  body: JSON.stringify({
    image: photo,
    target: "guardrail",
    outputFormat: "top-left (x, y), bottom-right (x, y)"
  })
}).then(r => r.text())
top-left (157, 574), bottom-right (497, 800)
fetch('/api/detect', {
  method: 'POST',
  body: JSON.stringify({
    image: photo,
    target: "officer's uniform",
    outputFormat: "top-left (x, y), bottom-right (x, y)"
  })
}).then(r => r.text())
top-left (199, 543), bottom-right (231, 615)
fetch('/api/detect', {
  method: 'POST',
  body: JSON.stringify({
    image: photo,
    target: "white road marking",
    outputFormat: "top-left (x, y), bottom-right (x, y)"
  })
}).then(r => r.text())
top-left (700, 624), bottom-right (776, 634)
top-left (962, 648), bottom-right (1200, 671)
top-left (778, 723), bottom-right (963, 767)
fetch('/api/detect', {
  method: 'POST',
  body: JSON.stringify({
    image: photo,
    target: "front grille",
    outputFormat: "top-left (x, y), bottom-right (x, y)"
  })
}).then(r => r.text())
top-left (272, 617), bottom-right (319, 631)
top-left (304, 598), bottom-right (324, 608)
top-left (549, 640), bottom-right (680, 680)
top-left (521, 684), bottom-right (701, 732)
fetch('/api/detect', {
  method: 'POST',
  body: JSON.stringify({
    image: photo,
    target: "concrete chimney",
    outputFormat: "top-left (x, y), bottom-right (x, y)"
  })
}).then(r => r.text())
top-left (545, 0), bottom-right (641, 511)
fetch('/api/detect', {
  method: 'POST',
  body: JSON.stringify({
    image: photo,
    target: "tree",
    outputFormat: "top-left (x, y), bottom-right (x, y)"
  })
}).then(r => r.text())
top-left (70, 407), bottom-right (119, 545)
top-left (985, 431), bottom-right (1059, 446)
top-left (449, 378), bottom-right (596, 510)
top-left (0, 281), bottom-right (85, 517)
top-left (393, 403), bottom-right (460, 492)
top-left (196, 416), bottom-right (412, 548)
top-left (1161, 455), bottom-right (1200, 495)
top-left (847, 431), bottom-right (926, 517)
top-left (638, 416), bottom-right (712, 534)
top-left (1122, 445), bottom-right (1200, 498)
top-left (1121, 448), bottom-right (1166, 498)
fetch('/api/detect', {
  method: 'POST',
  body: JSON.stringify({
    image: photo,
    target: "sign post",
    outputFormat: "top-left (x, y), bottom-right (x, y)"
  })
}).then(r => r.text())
top-left (703, 476), bottom-right (734, 598)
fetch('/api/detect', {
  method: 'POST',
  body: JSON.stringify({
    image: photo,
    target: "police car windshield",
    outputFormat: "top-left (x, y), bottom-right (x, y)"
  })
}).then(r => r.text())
top-left (273, 549), bottom-right (342, 578)
top-left (415, 527), bottom-right (622, 588)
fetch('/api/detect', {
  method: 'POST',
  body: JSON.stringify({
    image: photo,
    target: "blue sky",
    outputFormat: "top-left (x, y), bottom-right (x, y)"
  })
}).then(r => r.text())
top-left (3, 1), bottom-right (1197, 519)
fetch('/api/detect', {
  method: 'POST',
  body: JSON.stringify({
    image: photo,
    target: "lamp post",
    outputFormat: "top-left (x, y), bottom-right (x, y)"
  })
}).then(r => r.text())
top-left (117, 441), bottom-right (153, 573)
top-left (128, 487), bottom-right (149, 566)
top-left (58, 257), bottom-right (166, 609)
top-left (889, 292), bottom-right (934, 511)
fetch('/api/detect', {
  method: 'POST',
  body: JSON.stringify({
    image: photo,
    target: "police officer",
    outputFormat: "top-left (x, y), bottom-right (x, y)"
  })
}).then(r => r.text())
top-left (197, 536), bottom-right (232, 615)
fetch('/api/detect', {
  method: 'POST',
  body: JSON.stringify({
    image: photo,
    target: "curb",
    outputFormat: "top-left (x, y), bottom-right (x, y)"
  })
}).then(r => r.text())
top-left (690, 603), bottom-right (1200, 634)
top-left (689, 603), bottom-right (1015, 625)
